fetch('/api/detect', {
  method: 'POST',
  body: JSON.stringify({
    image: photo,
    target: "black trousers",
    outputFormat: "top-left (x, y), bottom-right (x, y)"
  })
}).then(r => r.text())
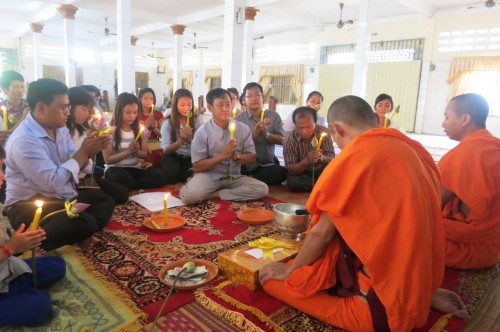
top-left (241, 163), bottom-right (287, 185)
top-left (161, 153), bottom-right (193, 184)
top-left (105, 167), bottom-right (166, 190)
top-left (6, 189), bottom-right (115, 251)
top-left (287, 169), bottom-right (324, 192)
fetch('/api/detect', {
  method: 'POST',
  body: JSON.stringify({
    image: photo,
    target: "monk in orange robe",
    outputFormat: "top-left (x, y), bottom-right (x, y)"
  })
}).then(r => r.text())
top-left (260, 96), bottom-right (466, 331)
top-left (439, 93), bottom-right (500, 269)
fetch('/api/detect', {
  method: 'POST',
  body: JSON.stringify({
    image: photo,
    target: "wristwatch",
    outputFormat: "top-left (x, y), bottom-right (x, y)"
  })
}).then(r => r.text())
top-left (265, 131), bottom-right (270, 140)
top-left (320, 155), bottom-right (324, 162)
top-left (234, 153), bottom-right (240, 161)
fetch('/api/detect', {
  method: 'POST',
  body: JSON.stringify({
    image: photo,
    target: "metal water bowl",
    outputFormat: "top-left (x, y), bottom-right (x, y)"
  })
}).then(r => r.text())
top-left (273, 203), bottom-right (310, 240)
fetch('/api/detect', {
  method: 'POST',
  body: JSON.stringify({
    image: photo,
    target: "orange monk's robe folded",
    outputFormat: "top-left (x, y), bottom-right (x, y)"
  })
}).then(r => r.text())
top-left (282, 128), bottom-right (444, 332)
top-left (438, 129), bottom-right (500, 269)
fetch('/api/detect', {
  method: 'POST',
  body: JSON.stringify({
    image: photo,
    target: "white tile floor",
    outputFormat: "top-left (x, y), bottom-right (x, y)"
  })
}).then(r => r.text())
top-left (275, 132), bottom-right (458, 164)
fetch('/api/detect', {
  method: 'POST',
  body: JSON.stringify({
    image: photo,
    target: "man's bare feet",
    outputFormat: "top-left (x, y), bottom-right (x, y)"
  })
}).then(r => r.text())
top-left (431, 288), bottom-right (468, 319)
top-left (34, 247), bottom-right (48, 257)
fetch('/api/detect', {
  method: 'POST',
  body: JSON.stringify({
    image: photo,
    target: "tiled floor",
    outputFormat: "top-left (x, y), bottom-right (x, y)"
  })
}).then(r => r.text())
top-left (276, 132), bottom-right (458, 164)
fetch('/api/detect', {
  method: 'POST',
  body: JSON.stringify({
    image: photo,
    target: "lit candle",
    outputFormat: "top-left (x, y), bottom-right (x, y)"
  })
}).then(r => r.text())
top-left (164, 192), bottom-right (170, 224)
top-left (232, 107), bottom-right (237, 118)
top-left (384, 113), bottom-right (389, 128)
top-left (151, 105), bottom-right (155, 114)
top-left (135, 125), bottom-right (145, 141)
top-left (186, 111), bottom-right (192, 127)
top-left (31, 200), bottom-right (44, 230)
top-left (229, 121), bottom-right (236, 140)
top-left (317, 132), bottom-right (327, 150)
top-left (260, 110), bottom-right (265, 123)
top-left (2, 106), bottom-right (8, 131)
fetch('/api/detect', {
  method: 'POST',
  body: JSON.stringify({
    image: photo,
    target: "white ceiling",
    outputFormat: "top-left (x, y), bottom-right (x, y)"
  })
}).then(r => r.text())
top-left (0, 0), bottom-right (498, 50)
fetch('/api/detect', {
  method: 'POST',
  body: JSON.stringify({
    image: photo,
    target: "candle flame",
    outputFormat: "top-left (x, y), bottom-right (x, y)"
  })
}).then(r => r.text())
top-left (35, 200), bottom-right (44, 208)
top-left (0, 106), bottom-right (6, 111)
top-left (164, 192), bottom-right (171, 199)
top-left (320, 132), bottom-right (327, 138)
top-left (229, 121), bottom-right (236, 131)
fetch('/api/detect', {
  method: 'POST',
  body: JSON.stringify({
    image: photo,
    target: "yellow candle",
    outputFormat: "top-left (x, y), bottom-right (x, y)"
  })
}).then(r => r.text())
top-left (384, 113), bottom-right (389, 128)
top-left (2, 106), bottom-right (8, 131)
top-left (164, 192), bottom-right (170, 224)
top-left (232, 107), bottom-right (237, 118)
top-left (317, 132), bottom-right (327, 150)
top-left (260, 110), bottom-right (265, 123)
top-left (229, 121), bottom-right (236, 140)
top-left (151, 106), bottom-right (155, 114)
top-left (135, 125), bottom-right (144, 141)
top-left (31, 200), bottom-right (44, 230)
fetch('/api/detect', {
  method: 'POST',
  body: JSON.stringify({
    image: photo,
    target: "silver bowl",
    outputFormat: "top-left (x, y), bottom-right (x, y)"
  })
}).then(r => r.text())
top-left (273, 203), bottom-right (311, 240)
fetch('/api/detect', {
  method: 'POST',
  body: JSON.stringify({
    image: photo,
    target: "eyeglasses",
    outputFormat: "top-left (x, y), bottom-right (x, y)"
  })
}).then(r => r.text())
top-left (245, 94), bottom-right (262, 99)
top-left (49, 103), bottom-right (70, 113)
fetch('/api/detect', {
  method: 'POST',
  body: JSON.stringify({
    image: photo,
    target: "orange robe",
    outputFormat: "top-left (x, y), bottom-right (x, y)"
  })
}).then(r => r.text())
top-left (264, 128), bottom-right (445, 332)
top-left (438, 129), bottom-right (500, 269)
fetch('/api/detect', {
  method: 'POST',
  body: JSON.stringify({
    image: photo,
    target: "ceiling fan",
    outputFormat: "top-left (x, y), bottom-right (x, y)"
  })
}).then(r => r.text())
top-left (337, 3), bottom-right (353, 29)
top-left (146, 42), bottom-right (164, 59)
top-left (103, 17), bottom-right (116, 36)
top-left (468, 0), bottom-right (496, 9)
top-left (185, 33), bottom-right (208, 49)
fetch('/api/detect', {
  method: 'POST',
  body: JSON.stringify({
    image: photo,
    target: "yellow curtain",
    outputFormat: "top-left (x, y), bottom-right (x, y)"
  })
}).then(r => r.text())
top-left (167, 70), bottom-right (193, 91)
top-left (258, 65), bottom-right (304, 106)
top-left (318, 64), bottom-right (354, 119)
top-left (260, 76), bottom-right (273, 96)
top-left (447, 57), bottom-right (500, 102)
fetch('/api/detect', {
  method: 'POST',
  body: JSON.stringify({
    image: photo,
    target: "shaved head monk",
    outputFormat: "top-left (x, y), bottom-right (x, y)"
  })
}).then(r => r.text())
top-left (260, 95), bottom-right (466, 331)
top-left (440, 93), bottom-right (500, 269)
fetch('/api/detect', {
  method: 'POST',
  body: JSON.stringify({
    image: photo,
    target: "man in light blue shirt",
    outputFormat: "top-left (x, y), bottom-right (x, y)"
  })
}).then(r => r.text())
top-left (180, 88), bottom-right (268, 204)
top-left (4, 78), bottom-right (115, 251)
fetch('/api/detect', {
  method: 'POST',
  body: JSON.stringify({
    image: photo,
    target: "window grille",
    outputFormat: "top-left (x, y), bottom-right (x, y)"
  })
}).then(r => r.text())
top-left (269, 76), bottom-right (296, 105)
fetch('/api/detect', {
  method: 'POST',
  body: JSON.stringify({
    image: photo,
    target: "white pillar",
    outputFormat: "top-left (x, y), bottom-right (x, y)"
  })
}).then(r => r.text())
top-left (57, 5), bottom-right (78, 87)
top-left (171, 25), bottom-right (186, 91)
top-left (117, 0), bottom-right (134, 94)
top-left (241, 7), bottom-right (258, 88)
top-left (351, 0), bottom-right (373, 98)
top-left (222, 0), bottom-right (246, 89)
top-left (30, 23), bottom-right (44, 80)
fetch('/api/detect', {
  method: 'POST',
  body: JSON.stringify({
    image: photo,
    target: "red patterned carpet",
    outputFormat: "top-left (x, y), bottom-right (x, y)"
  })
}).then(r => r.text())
top-left (81, 187), bottom-right (283, 320)
top-left (78, 185), bottom-right (498, 331)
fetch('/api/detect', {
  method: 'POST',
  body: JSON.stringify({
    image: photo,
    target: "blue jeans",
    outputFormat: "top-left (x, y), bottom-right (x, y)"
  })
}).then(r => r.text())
top-left (0, 256), bottom-right (66, 327)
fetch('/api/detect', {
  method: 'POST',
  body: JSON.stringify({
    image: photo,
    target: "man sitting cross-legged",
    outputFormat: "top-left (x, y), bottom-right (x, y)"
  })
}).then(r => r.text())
top-left (260, 96), bottom-right (466, 331)
top-left (4, 78), bottom-right (115, 252)
top-left (283, 106), bottom-right (335, 191)
top-left (180, 88), bottom-right (268, 204)
top-left (439, 93), bottom-right (500, 269)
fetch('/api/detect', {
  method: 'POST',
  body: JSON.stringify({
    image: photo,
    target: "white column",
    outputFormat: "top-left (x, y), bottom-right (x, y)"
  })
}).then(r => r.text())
top-left (222, 0), bottom-right (246, 89)
top-left (241, 7), bottom-right (258, 88)
top-left (57, 5), bottom-right (78, 87)
top-left (117, 0), bottom-right (134, 94)
top-left (170, 25), bottom-right (185, 91)
top-left (30, 23), bottom-right (44, 80)
top-left (351, 0), bottom-right (373, 98)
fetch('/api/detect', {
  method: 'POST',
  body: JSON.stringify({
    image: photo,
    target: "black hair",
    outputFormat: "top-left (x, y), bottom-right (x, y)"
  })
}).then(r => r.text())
top-left (0, 70), bottom-right (24, 89)
top-left (80, 84), bottom-right (100, 97)
top-left (242, 82), bottom-right (264, 97)
top-left (27, 78), bottom-right (68, 111)
top-left (169, 88), bottom-right (197, 142)
top-left (137, 87), bottom-right (157, 115)
top-left (0, 145), bottom-right (5, 159)
top-left (113, 92), bottom-right (139, 150)
top-left (306, 91), bottom-right (323, 102)
top-left (67, 87), bottom-right (93, 136)
top-left (206, 88), bottom-right (231, 105)
top-left (374, 93), bottom-right (393, 109)
top-left (292, 106), bottom-right (317, 124)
